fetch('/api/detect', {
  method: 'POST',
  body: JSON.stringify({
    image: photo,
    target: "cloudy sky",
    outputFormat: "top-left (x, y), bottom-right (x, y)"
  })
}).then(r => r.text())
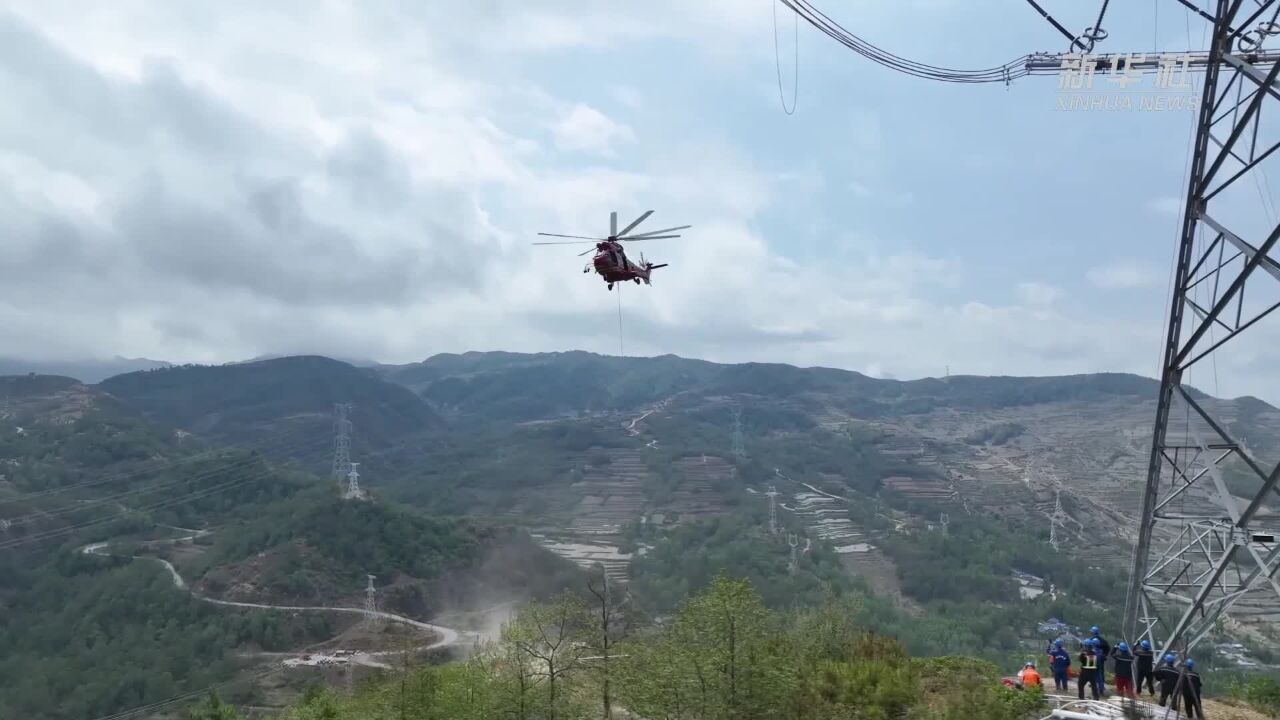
top-left (2, 1), bottom-right (1276, 398)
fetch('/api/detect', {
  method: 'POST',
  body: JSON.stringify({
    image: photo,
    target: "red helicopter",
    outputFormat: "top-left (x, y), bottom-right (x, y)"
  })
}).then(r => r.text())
top-left (534, 210), bottom-right (690, 291)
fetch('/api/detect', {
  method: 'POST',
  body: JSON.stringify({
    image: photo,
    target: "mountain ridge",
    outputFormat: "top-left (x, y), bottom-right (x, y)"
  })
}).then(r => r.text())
top-left (371, 350), bottom-right (1240, 423)
top-left (96, 355), bottom-right (443, 451)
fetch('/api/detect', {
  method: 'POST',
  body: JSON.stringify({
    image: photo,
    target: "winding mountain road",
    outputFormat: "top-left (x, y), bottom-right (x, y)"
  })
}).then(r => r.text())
top-left (81, 538), bottom-right (471, 661)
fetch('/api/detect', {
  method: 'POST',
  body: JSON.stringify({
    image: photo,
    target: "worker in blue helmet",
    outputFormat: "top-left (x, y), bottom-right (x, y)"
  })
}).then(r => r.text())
top-left (1181, 659), bottom-right (1203, 719)
top-left (1089, 626), bottom-right (1110, 697)
top-left (1134, 639), bottom-right (1155, 697)
top-left (1154, 653), bottom-right (1180, 709)
top-left (1048, 638), bottom-right (1071, 691)
top-left (1111, 641), bottom-right (1136, 699)
top-left (1077, 638), bottom-right (1100, 699)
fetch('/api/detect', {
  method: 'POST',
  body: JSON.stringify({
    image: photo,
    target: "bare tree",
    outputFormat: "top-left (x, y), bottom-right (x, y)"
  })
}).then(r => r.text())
top-left (509, 593), bottom-right (590, 720)
top-left (586, 565), bottom-right (630, 720)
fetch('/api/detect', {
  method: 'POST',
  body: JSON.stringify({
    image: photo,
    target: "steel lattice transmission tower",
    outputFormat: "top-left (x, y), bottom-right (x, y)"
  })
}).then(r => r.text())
top-left (364, 574), bottom-right (379, 630)
top-left (787, 533), bottom-right (799, 575)
top-left (332, 403), bottom-right (353, 487)
top-left (1125, 0), bottom-right (1280, 656)
top-left (344, 462), bottom-right (365, 501)
top-left (1048, 490), bottom-right (1064, 552)
top-left (765, 484), bottom-right (780, 535)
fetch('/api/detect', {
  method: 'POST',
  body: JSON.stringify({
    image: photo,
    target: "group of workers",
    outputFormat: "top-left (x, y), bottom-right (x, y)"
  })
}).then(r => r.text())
top-left (1013, 626), bottom-right (1205, 718)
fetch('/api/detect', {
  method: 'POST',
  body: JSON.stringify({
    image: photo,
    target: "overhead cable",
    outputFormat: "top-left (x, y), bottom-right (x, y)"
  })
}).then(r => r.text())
top-left (778, 0), bottom-right (1033, 84)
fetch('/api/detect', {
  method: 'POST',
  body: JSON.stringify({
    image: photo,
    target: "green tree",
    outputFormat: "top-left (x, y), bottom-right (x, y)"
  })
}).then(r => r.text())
top-left (669, 574), bottom-right (783, 720)
top-left (185, 692), bottom-right (243, 720)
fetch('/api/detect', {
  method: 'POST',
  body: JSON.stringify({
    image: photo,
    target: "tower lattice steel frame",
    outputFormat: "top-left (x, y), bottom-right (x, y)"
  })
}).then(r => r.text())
top-left (1125, 0), bottom-right (1280, 656)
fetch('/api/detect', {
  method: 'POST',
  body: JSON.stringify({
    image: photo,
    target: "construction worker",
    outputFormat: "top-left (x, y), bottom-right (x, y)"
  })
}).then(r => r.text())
top-left (1155, 654), bottom-right (1180, 709)
top-left (1018, 660), bottom-right (1042, 690)
top-left (1090, 626), bottom-right (1110, 697)
top-left (1077, 638), bottom-right (1100, 700)
top-left (1048, 638), bottom-right (1072, 692)
top-left (1180, 659), bottom-right (1204, 720)
top-left (1110, 641), bottom-right (1136, 699)
top-left (1134, 639), bottom-right (1156, 697)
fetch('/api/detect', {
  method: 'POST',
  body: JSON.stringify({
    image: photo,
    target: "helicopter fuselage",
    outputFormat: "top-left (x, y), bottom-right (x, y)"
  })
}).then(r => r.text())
top-left (586, 240), bottom-right (666, 287)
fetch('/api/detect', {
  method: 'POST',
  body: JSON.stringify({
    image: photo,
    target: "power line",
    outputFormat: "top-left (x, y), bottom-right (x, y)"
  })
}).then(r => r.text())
top-left (773, 0), bottom-right (799, 114)
top-left (1024, 0), bottom-right (1085, 48)
top-left (778, 0), bottom-right (1034, 83)
top-left (780, 1), bottom-right (1280, 86)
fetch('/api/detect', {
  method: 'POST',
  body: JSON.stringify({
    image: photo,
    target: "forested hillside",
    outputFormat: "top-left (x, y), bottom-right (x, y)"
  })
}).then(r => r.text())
top-left (191, 491), bottom-right (584, 614)
top-left (4, 352), bottom-right (1280, 720)
top-left (0, 371), bottom-right (578, 720)
top-left (99, 355), bottom-right (441, 449)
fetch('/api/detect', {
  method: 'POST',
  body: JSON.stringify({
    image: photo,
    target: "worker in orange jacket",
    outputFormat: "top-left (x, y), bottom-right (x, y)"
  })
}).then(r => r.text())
top-left (1018, 661), bottom-right (1043, 690)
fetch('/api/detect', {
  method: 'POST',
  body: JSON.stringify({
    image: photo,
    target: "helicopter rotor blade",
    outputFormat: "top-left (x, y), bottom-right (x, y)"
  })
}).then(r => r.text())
top-left (620, 224), bottom-right (691, 239)
top-left (578, 247), bottom-right (596, 257)
top-left (610, 211), bottom-right (617, 236)
top-left (616, 210), bottom-right (653, 237)
top-left (533, 241), bottom-right (600, 246)
top-left (619, 234), bottom-right (680, 241)
top-left (536, 232), bottom-right (606, 240)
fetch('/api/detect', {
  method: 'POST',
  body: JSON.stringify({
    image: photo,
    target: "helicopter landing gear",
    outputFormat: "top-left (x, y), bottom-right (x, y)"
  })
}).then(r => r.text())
top-left (607, 283), bottom-right (614, 291)
top-left (634, 278), bottom-right (641, 284)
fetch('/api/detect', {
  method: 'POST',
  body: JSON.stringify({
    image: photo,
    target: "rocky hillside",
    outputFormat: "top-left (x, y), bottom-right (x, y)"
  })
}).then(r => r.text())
top-left (372, 351), bottom-right (1280, 636)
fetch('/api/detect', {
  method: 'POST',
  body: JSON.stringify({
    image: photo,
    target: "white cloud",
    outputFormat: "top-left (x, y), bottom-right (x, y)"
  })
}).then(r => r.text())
top-left (1146, 196), bottom-right (1182, 216)
top-left (1016, 281), bottom-right (1061, 306)
top-left (5, 1), bottom-right (1275, 401)
top-left (1087, 261), bottom-right (1163, 289)
top-left (552, 103), bottom-right (635, 156)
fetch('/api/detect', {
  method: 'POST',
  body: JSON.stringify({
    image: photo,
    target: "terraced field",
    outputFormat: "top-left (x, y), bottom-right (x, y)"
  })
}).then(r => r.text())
top-left (530, 420), bottom-right (735, 583)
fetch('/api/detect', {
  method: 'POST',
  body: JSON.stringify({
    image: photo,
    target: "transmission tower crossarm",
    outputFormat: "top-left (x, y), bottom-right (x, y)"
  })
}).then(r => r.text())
top-left (1023, 48), bottom-right (1280, 73)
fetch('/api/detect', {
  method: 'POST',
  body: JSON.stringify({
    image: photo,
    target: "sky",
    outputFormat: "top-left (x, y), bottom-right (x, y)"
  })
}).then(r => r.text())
top-left (2, 1), bottom-right (1277, 399)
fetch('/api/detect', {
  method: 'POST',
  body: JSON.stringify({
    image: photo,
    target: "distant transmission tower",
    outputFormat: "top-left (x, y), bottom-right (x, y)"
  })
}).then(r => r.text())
top-left (939, 512), bottom-right (950, 537)
top-left (787, 533), bottom-right (799, 574)
top-left (1048, 490), bottom-right (1063, 552)
top-left (332, 403), bottom-right (353, 487)
top-left (343, 462), bottom-right (365, 501)
top-left (731, 407), bottom-right (746, 460)
top-left (363, 574), bottom-right (379, 629)
top-left (765, 485), bottom-right (780, 535)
